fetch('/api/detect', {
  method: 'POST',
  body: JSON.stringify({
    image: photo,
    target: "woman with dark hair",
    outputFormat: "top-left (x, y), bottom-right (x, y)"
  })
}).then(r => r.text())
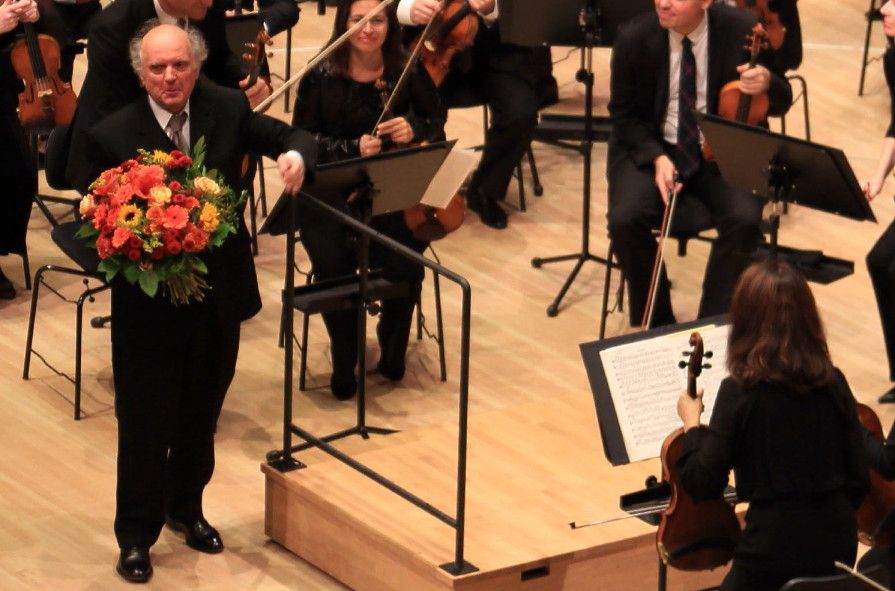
top-left (291, 0), bottom-right (445, 400)
top-left (674, 258), bottom-right (869, 591)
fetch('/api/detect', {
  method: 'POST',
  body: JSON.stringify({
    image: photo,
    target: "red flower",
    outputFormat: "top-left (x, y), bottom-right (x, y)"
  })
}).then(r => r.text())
top-left (127, 249), bottom-right (141, 262)
top-left (165, 240), bottom-right (182, 255)
top-left (162, 205), bottom-right (189, 230)
top-left (150, 247), bottom-right (165, 260)
top-left (182, 227), bottom-right (209, 253)
top-left (96, 235), bottom-right (113, 259)
top-left (127, 236), bottom-right (143, 250)
top-left (168, 181), bottom-right (182, 192)
top-left (112, 227), bottom-right (133, 249)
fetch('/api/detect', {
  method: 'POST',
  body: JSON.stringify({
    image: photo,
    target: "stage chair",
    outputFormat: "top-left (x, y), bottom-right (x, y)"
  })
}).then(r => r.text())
top-left (779, 564), bottom-right (884, 590)
top-left (859, 0), bottom-right (888, 96)
top-left (599, 198), bottom-right (716, 339)
top-left (281, 246), bottom-right (447, 391)
top-left (777, 74), bottom-right (811, 141)
top-left (23, 124), bottom-right (110, 420)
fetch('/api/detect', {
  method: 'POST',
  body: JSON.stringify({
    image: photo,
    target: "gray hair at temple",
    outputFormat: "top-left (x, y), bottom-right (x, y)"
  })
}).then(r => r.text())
top-left (128, 19), bottom-right (209, 76)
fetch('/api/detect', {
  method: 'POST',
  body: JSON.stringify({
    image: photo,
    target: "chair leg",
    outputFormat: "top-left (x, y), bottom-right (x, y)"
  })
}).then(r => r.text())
top-left (21, 245), bottom-right (31, 291)
top-left (75, 289), bottom-right (87, 421)
top-left (599, 242), bottom-right (614, 340)
top-left (257, 156), bottom-right (268, 217)
top-left (299, 310), bottom-right (310, 391)
top-left (527, 146), bottom-right (543, 196)
top-left (516, 160), bottom-right (526, 212)
top-left (860, 0), bottom-right (878, 96)
top-left (23, 266), bottom-right (48, 380)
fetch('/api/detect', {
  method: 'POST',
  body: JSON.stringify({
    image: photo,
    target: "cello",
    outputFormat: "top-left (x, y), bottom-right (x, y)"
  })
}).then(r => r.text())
top-left (11, 21), bottom-right (76, 131)
top-left (656, 332), bottom-right (741, 570)
top-left (856, 402), bottom-right (895, 546)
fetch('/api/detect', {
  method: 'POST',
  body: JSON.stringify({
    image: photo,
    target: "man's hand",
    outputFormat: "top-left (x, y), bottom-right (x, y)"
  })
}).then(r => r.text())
top-left (1, 0), bottom-right (38, 33)
top-left (737, 63), bottom-right (771, 95)
top-left (410, 0), bottom-right (441, 25)
top-left (376, 117), bottom-right (413, 145)
top-left (468, 0), bottom-right (495, 14)
top-left (359, 134), bottom-right (382, 157)
top-left (12, 0), bottom-right (38, 23)
top-left (653, 154), bottom-right (680, 205)
top-left (240, 75), bottom-right (271, 110)
top-left (277, 152), bottom-right (305, 194)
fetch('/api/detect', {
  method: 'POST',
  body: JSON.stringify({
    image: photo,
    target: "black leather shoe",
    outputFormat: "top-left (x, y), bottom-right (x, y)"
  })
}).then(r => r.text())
top-left (0, 269), bottom-right (14, 300)
top-left (330, 371), bottom-right (357, 400)
top-left (116, 547), bottom-right (152, 583)
top-left (467, 190), bottom-right (507, 230)
top-left (880, 386), bottom-right (895, 404)
top-left (166, 516), bottom-right (224, 554)
top-left (377, 359), bottom-right (405, 381)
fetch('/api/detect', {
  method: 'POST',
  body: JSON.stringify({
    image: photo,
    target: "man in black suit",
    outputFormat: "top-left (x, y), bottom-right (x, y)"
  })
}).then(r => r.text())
top-left (81, 22), bottom-right (315, 583)
top-left (397, 0), bottom-right (556, 230)
top-left (66, 0), bottom-right (271, 189)
top-left (607, 0), bottom-right (792, 328)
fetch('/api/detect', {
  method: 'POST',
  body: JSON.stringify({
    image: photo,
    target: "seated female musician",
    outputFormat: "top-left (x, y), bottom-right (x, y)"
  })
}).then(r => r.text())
top-left (0, 0), bottom-right (40, 301)
top-left (674, 259), bottom-right (869, 591)
top-left (291, 0), bottom-right (445, 400)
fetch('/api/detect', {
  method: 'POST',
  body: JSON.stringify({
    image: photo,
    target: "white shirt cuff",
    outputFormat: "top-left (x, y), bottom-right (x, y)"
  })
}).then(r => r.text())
top-left (479, 4), bottom-right (498, 23)
top-left (396, 0), bottom-right (414, 25)
top-left (285, 150), bottom-right (304, 169)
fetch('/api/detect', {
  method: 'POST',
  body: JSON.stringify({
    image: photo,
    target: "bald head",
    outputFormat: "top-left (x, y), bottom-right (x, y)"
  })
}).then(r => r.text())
top-left (129, 22), bottom-right (207, 114)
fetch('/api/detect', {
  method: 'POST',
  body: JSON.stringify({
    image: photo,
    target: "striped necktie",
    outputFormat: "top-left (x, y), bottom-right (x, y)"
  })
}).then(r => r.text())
top-left (675, 36), bottom-right (702, 179)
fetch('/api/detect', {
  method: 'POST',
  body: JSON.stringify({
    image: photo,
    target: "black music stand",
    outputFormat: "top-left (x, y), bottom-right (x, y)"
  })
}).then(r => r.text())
top-left (499, 0), bottom-right (651, 317)
top-left (260, 142), bottom-right (453, 470)
top-left (695, 113), bottom-right (876, 283)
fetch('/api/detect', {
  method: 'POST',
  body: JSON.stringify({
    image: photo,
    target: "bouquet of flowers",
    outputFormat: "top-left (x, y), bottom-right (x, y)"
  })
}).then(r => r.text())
top-left (76, 137), bottom-right (246, 305)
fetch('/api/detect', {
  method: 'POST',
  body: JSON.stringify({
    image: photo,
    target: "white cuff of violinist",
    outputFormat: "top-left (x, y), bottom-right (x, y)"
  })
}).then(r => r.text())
top-left (285, 150), bottom-right (304, 170)
top-left (396, 0), bottom-right (498, 26)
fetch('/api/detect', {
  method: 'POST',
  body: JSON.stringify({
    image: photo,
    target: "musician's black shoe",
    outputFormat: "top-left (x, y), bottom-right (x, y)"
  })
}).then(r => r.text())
top-left (467, 189), bottom-right (507, 230)
top-left (377, 359), bottom-right (405, 381)
top-left (116, 547), bottom-right (152, 583)
top-left (879, 386), bottom-right (895, 404)
top-left (0, 268), bottom-right (15, 300)
top-left (166, 516), bottom-right (224, 554)
top-left (330, 371), bottom-right (357, 400)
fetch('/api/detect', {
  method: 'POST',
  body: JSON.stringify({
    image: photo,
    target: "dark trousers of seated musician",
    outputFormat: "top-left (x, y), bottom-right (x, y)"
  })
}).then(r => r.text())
top-left (297, 202), bottom-right (426, 394)
top-left (868, 221), bottom-right (895, 383)
top-left (607, 154), bottom-right (762, 327)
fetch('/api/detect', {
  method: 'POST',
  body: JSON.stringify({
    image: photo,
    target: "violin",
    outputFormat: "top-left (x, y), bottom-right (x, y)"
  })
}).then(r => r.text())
top-left (409, 0), bottom-right (478, 87)
top-left (11, 22), bottom-right (76, 131)
top-left (702, 24), bottom-right (770, 161)
top-left (656, 332), bottom-right (741, 571)
top-left (856, 403), bottom-right (895, 546)
top-left (241, 26), bottom-right (272, 89)
top-left (735, 0), bottom-right (786, 50)
top-left (373, 78), bottom-right (466, 242)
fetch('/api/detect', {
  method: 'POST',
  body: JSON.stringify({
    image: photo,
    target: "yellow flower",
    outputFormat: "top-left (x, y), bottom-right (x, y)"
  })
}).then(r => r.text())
top-left (117, 204), bottom-right (142, 228)
top-left (148, 185), bottom-right (172, 205)
top-left (193, 176), bottom-right (221, 197)
top-left (151, 150), bottom-right (172, 166)
top-left (199, 202), bottom-right (220, 232)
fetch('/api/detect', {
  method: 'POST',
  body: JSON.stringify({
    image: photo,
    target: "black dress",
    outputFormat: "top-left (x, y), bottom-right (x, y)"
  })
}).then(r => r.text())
top-left (677, 370), bottom-right (869, 591)
top-left (0, 31), bottom-right (35, 258)
top-left (291, 60), bottom-right (445, 386)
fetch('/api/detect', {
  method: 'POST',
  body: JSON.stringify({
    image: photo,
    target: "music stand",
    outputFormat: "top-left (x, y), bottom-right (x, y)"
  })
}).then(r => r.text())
top-left (260, 142), bottom-right (453, 470)
top-left (695, 113), bottom-right (876, 283)
top-left (499, 0), bottom-right (652, 317)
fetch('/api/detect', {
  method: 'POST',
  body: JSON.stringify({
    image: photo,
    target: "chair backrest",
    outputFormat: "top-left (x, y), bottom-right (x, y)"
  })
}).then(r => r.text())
top-left (51, 221), bottom-right (102, 276)
top-left (779, 564), bottom-right (885, 591)
top-left (44, 124), bottom-right (73, 191)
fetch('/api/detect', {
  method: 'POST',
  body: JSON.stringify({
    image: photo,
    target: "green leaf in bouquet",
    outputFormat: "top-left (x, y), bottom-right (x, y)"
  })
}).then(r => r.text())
top-left (191, 257), bottom-right (208, 275)
top-left (192, 136), bottom-right (206, 169)
top-left (122, 264), bottom-right (141, 285)
top-left (139, 269), bottom-right (159, 298)
top-left (75, 223), bottom-right (98, 240)
top-left (98, 257), bottom-right (121, 281)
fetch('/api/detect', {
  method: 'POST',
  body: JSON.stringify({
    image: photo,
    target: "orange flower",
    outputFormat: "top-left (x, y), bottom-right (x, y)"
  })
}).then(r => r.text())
top-left (129, 164), bottom-right (166, 199)
top-left (96, 235), bottom-right (113, 259)
top-left (182, 227), bottom-right (209, 253)
top-left (112, 226), bottom-right (133, 249)
top-left (198, 203), bottom-right (220, 232)
top-left (162, 205), bottom-right (189, 230)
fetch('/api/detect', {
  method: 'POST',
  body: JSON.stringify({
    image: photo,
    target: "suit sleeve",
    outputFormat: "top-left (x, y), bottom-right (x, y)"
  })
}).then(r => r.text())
top-left (200, 8), bottom-right (247, 88)
top-left (240, 94), bottom-right (317, 175)
top-left (407, 62), bottom-right (446, 144)
top-left (608, 26), bottom-right (666, 167)
top-left (257, 0), bottom-right (298, 37)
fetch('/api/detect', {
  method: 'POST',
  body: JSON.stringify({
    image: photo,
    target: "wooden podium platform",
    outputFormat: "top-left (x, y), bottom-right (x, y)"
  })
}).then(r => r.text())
top-left (263, 393), bottom-right (730, 590)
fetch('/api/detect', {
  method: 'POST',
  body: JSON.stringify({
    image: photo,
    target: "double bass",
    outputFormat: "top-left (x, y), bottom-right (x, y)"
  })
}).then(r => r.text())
top-left (856, 403), bottom-right (895, 546)
top-left (11, 22), bottom-right (76, 131)
top-left (656, 332), bottom-right (741, 570)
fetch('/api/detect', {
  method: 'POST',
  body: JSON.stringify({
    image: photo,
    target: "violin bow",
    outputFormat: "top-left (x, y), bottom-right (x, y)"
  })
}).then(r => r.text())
top-left (641, 174), bottom-right (682, 329)
top-left (369, 15), bottom-right (439, 133)
top-left (253, 0), bottom-right (396, 113)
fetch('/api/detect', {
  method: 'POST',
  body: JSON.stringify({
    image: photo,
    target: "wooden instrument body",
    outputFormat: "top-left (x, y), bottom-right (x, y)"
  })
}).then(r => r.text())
top-left (856, 402), bottom-right (895, 546)
top-left (411, 0), bottom-right (478, 87)
top-left (12, 27), bottom-right (76, 130)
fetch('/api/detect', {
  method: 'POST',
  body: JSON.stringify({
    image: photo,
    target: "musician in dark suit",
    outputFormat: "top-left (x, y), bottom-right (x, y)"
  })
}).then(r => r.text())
top-left (81, 23), bottom-right (315, 583)
top-left (397, 0), bottom-right (557, 230)
top-left (0, 0), bottom-right (39, 300)
top-left (66, 0), bottom-right (271, 190)
top-left (607, 0), bottom-right (792, 328)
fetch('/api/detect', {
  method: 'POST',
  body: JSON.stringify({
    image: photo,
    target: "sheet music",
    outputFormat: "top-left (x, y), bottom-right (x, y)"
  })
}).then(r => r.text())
top-left (599, 325), bottom-right (730, 463)
top-left (420, 149), bottom-right (479, 209)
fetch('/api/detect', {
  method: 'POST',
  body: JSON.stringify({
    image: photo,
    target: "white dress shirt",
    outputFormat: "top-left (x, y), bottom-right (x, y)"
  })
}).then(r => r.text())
top-left (663, 13), bottom-right (709, 146)
top-left (149, 96), bottom-right (192, 149)
top-left (396, 0), bottom-right (498, 27)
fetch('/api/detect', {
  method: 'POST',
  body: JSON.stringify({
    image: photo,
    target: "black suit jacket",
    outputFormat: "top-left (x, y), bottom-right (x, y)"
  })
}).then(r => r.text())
top-left (608, 4), bottom-right (793, 169)
top-left (66, 0), bottom-right (246, 186)
top-left (82, 81), bottom-right (317, 321)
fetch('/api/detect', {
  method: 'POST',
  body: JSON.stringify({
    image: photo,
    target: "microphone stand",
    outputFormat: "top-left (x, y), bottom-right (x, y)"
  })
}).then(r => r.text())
top-left (530, 0), bottom-right (612, 317)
